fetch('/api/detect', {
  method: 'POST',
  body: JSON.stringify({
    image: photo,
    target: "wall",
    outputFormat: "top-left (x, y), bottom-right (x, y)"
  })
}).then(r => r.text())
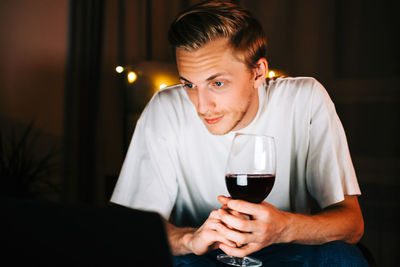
top-left (0, 0), bottom-right (67, 136)
top-left (0, 0), bottom-right (68, 200)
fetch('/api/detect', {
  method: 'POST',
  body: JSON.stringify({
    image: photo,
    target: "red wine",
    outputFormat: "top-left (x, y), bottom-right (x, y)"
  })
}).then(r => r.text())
top-left (225, 174), bottom-right (275, 203)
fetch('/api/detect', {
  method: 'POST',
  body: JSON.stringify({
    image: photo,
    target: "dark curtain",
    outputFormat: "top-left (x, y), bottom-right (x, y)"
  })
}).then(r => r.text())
top-left (63, 0), bottom-right (105, 203)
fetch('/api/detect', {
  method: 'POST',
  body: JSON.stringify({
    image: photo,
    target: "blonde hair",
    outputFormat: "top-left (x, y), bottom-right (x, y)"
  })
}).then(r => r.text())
top-left (168, 0), bottom-right (267, 69)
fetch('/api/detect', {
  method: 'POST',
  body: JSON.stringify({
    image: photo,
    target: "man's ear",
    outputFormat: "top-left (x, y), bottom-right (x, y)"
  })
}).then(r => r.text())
top-left (253, 58), bottom-right (268, 89)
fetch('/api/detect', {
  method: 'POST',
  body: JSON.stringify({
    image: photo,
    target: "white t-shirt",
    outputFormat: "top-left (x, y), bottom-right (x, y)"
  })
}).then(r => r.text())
top-left (111, 77), bottom-right (361, 227)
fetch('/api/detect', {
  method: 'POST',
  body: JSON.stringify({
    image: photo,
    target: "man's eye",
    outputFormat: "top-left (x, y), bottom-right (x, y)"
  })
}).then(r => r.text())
top-left (214, 81), bottom-right (224, 87)
top-left (184, 83), bottom-right (194, 89)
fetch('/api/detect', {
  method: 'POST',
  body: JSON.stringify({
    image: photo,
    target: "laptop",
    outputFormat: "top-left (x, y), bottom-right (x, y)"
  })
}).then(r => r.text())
top-left (1, 197), bottom-right (173, 266)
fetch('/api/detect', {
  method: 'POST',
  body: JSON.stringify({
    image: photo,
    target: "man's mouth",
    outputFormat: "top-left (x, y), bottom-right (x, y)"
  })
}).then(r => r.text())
top-left (204, 115), bottom-right (224, 125)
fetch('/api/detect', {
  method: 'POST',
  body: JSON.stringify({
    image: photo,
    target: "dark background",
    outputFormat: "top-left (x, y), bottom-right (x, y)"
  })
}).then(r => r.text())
top-left (0, 0), bottom-right (398, 265)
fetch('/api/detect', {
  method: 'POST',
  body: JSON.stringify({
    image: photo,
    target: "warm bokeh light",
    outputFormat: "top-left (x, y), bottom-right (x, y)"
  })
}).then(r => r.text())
top-left (268, 70), bottom-right (276, 78)
top-left (153, 74), bottom-right (179, 93)
top-left (121, 63), bottom-right (180, 93)
top-left (115, 66), bottom-right (124, 73)
top-left (127, 71), bottom-right (137, 83)
top-left (266, 69), bottom-right (287, 78)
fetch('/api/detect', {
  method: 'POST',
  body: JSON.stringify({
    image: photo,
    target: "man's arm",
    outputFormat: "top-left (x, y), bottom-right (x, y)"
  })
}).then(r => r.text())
top-left (216, 195), bottom-right (364, 258)
top-left (165, 210), bottom-right (236, 256)
top-left (284, 195), bottom-right (364, 244)
top-left (165, 223), bottom-right (197, 255)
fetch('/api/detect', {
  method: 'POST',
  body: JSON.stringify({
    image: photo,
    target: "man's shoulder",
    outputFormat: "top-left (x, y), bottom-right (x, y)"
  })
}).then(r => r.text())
top-left (144, 84), bottom-right (191, 116)
top-left (269, 76), bottom-right (320, 89)
top-left (139, 84), bottom-right (194, 128)
top-left (153, 84), bottom-right (187, 103)
top-left (267, 76), bottom-right (324, 99)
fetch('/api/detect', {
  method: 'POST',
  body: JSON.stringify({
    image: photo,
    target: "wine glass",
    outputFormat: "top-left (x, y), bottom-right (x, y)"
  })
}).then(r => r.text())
top-left (217, 133), bottom-right (276, 267)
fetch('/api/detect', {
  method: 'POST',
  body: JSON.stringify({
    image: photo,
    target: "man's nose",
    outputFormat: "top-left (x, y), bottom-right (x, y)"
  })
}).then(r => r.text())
top-left (197, 88), bottom-right (216, 114)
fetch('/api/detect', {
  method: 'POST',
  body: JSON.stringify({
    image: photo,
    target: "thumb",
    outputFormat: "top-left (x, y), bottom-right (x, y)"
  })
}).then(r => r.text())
top-left (218, 195), bottom-right (231, 206)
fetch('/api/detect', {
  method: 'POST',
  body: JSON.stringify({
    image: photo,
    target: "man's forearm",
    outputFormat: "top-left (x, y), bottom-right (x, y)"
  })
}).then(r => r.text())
top-left (165, 221), bottom-right (196, 255)
top-left (284, 195), bottom-right (364, 245)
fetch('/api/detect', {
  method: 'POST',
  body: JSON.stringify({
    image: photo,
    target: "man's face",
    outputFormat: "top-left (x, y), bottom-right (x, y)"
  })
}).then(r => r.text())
top-left (176, 38), bottom-right (262, 135)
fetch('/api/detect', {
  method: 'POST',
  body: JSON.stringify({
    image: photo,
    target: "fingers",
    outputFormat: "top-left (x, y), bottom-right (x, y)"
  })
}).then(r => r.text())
top-left (190, 216), bottom-right (238, 255)
top-left (209, 209), bottom-right (220, 219)
top-left (206, 210), bottom-right (251, 248)
top-left (204, 217), bottom-right (237, 247)
top-left (216, 222), bottom-right (252, 247)
top-left (212, 232), bottom-right (237, 248)
top-left (219, 242), bottom-right (261, 258)
top-left (229, 209), bottom-right (251, 220)
top-left (218, 196), bottom-right (251, 221)
top-left (203, 225), bottom-right (236, 247)
top-left (227, 199), bottom-right (267, 217)
top-left (217, 208), bottom-right (255, 233)
top-left (205, 205), bottom-right (265, 251)
top-left (218, 195), bottom-right (231, 206)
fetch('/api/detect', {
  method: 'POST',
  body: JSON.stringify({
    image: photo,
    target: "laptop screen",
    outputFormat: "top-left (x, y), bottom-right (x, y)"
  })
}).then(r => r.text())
top-left (1, 197), bottom-right (173, 266)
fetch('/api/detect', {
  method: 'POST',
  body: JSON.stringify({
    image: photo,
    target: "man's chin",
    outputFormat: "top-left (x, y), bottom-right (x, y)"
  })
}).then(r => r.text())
top-left (204, 123), bottom-right (231, 136)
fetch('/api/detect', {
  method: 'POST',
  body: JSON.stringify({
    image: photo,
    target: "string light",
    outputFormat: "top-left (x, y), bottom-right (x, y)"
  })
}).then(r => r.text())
top-left (115, 65), bottom-right (185, 90)
top-left (127, 71), bottom-right (137, 83)
top-left (115, 66), bottom-right (124, 73)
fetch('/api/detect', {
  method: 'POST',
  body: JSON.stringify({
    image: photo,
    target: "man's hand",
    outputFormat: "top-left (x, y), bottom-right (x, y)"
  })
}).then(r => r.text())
top-left (166, 209), bottom-right (236, 256)
top-left (216, 195), bottom-right (364, 258)
top-left (167, 195), bottom-right (363, 257)
top-left (217, 196), bottom-right (290, 258)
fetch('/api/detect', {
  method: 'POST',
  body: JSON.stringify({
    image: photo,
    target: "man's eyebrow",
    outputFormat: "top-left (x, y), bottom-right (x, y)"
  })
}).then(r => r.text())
top-left (179, 73), bottom-right (226, 83)
top-left (179, 76), bottom-right (191, 83)
top-left (206, 73), bottom-right (225, 81)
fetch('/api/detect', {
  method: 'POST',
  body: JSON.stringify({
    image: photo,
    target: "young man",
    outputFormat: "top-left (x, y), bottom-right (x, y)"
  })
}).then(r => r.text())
top-left (111, 1), bottom-right (367, 265)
